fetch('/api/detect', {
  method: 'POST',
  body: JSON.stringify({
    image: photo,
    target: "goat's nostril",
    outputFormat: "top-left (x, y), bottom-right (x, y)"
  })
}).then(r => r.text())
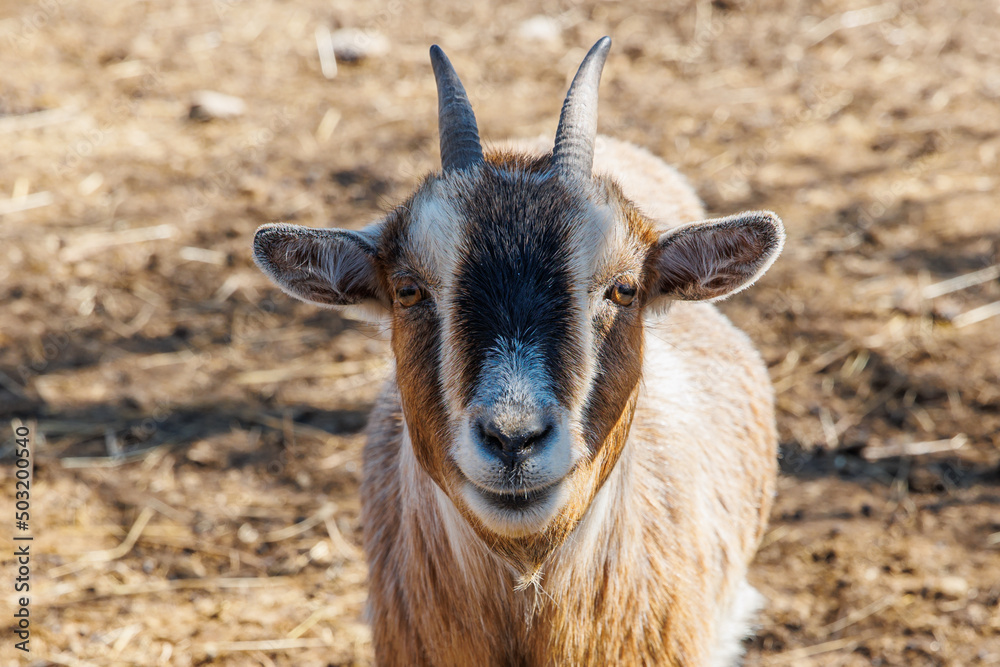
top-left (524, 424), bottom-right (553, 450)
top-left (477, 421), bottom-right (506, 454)
top-left (477, 417), bottom-right (553, 457)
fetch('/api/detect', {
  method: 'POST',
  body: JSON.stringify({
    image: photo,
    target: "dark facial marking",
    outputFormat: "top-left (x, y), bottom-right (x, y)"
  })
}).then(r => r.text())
top-left (452, 167), bottom-right (586, 407)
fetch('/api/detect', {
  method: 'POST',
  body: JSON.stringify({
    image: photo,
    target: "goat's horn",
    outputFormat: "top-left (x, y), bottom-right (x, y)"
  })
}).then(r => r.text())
top-left (430, 45), bottom-right (484, 172)
top-left (551, 36), bottom-right (612, 181)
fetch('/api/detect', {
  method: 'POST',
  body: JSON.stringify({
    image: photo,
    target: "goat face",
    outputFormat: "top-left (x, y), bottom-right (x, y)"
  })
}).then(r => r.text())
top-left (252, 38), bottom-right (783, 546)
top-left (398, 159), bottom-right (653, 539)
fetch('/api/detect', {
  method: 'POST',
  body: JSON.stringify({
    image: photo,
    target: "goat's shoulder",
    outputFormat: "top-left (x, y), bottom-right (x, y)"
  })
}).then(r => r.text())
top-left (637, 304), bottom-right (775, 471)
top-left (642, 302), bottom-right (772, 406)
top-left (632, 302), bottom-right (777, 555)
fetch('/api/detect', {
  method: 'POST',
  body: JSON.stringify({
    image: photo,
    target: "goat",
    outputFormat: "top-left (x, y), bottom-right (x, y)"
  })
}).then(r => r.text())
top-left (252, 37), bottom-right (784, 666)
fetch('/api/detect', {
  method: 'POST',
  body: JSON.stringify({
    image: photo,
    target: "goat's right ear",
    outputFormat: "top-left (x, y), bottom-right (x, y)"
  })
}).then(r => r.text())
top-left (647, 211), bottom-right (784, 303)
top-left (252, 223), bottom-right (387, 311)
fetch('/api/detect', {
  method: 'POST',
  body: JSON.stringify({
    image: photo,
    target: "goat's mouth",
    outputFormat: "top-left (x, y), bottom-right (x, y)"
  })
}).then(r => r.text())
top-left (473, 482), bottom-right (558, 512)
top-left (460, 480), bottom-right (568, 537)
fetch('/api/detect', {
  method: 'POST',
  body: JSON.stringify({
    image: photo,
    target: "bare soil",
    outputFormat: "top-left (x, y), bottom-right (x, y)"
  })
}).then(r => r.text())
top-left (1, 0), bottom-right (999, 665)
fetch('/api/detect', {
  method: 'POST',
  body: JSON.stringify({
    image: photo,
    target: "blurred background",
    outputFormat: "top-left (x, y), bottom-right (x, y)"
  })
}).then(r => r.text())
top-left (1, 0), bottom-right (999, 664)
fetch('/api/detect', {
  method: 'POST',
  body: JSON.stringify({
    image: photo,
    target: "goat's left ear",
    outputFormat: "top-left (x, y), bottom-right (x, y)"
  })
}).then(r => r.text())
top-left (252, 222), bottom-right (388, 312)
top-left (647, 211), bottom-right (784, 302)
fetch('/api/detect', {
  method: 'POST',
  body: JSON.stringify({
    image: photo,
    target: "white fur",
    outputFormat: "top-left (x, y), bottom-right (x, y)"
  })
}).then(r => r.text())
top-left (407, 178), bottom-right (469, 287)
top-left (711, 580), bottom-right (765, 667)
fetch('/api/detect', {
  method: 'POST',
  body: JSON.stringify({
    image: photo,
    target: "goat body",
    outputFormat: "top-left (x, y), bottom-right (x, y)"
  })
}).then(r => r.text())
top-left (253, 39), bottom-right (783, 666)
top-left (362, 137), bottom-right (776, 666)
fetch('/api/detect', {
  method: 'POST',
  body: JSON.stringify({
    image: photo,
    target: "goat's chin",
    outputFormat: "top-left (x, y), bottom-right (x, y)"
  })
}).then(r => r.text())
top-left (460, 481), bottom-right (569, 538)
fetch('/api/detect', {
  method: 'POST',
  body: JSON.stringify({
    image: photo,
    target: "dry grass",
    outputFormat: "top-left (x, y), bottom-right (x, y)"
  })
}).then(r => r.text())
top-left (1, 0), bottom-right (999, 664)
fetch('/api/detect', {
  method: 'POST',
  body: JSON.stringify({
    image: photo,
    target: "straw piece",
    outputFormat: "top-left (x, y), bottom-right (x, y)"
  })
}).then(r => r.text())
top-left (287, 608), bottom-right (329, 640)
top-left (179, 246), bottom-right (228, 265)
top-left (819, 595), bottom-right (897, 636)
top-left (240, 411), bottom-right (345, 442)
top-left (60, 444), bottom-right (172, 469)
top-left (263, 503), bottom-right (336, 543)
top-left (0, 369), bottom-right (28, 397)
top-left (48, 507), bottom-right (155, 578)
top-left (37, 576), bottom-right (296, 608)
top-left (834, 377), bottom-right (907, 436)
top-left (201, 638), bottom-right (333, 654)
top-left (135, 349), bottom-right (198, 370)
top-left (234, 359), bottom-right (387, 385)
top-left (953, 300), bottom-right (1000, 328)
top-left (773, 341), bottom-right (855, 393)
top-left (923, 264), bottom-right (1000, 299)
top-left (764, 635), bottom-right (868, 664)
top-left (0, 106), bottom-right (77, 133)
top-left (862, 434), bottom-right (968, 460)
top-left (0, 191), bottom-right (54, 216)
top-left (315, 25), bottom-right (338, 79)
top-left (316, 107), bottom-right (341, 142)
top-left (804, 3), bottom-right (899, 46)
top-left (60, 224), bottom-right (176, 261)
top-left (36, 653), bottom-right (99, 667)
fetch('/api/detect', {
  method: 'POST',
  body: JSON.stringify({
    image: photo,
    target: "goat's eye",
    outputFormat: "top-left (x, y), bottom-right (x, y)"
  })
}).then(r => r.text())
top-left (607, 280), bottom-right (637, 307)
top-left (395, 279), bottom-right (424, 307)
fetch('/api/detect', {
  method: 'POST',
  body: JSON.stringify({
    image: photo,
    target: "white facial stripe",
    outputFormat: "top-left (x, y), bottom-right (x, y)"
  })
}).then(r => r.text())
top-left (407, 179), bottom-right (467, 287)
top-left (560, 194), bottom-right (622, 418)
top-left (408, 173), bottom-right (477, 419)
top-left (585, 184), bottom-right (645, 286)
top-left (432, 481), bottom-right (482, 581)
top-left (398, 420), bottom-right (425, 511)
top-left (401, 419), bottom-right (502, 583)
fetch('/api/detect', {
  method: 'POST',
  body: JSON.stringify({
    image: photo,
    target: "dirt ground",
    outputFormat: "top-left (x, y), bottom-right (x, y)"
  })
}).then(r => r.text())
top-left (2, 0), bottom-right (999, 664)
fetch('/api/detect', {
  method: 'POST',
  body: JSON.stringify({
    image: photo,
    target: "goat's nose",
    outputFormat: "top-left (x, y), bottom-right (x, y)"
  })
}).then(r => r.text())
top-left (476, 415), bottom-right (554, 465)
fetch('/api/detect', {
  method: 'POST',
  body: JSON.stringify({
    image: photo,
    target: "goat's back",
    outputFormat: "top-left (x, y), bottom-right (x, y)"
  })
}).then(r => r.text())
top-left (504, 135), bottom-right (705, 226)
